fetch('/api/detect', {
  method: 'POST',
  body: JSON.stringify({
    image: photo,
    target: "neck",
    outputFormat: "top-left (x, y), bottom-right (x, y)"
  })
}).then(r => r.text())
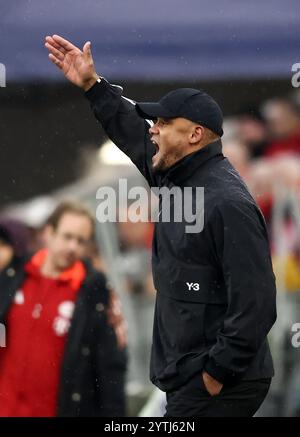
top-left (40, 253), bottom-right (61, 278)
top-left (180, 137), bottom-right (220, 162)
top-left (194, 136), bottom-right (219, 151)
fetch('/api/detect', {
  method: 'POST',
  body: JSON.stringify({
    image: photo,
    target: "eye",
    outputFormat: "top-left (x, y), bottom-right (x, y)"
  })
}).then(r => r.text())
top-left (158, 118), bottom-right (168, 126)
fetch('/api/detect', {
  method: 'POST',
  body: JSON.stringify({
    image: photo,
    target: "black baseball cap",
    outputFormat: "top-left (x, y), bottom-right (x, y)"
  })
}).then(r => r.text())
top-left (136, 88), bottom-right (223, 137)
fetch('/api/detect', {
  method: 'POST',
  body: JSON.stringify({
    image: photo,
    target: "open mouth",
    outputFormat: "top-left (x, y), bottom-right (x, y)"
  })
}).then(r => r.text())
top-left (151, 138), bottom-right (160, 154)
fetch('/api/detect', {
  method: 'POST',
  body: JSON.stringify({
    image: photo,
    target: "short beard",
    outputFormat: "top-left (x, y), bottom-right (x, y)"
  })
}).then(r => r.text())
top-left (152, 150), bottom-right (186, 175)
top-left (151, 158), bottom-right (169, 175)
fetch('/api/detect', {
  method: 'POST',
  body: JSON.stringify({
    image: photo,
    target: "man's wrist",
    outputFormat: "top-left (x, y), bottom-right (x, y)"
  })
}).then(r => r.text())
top-left (82, 74), bottom-right (101, 92)
top-left (204, 357), bottom-right (239, 385)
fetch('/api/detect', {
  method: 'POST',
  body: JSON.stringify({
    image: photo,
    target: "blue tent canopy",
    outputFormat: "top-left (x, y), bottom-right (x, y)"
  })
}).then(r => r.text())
top-left (1, 0), bottom-right (300, 82)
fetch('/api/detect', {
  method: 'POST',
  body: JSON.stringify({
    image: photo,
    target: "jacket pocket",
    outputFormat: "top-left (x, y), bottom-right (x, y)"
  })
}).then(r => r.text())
top-left (154, 265), bottom-right (227, 353)
top-left (154, 264), bottom-right (227, 304)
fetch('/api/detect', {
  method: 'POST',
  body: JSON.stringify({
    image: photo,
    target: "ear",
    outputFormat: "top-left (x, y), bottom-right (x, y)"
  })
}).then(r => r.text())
top-left (189, 125), bottom-right (204, 144)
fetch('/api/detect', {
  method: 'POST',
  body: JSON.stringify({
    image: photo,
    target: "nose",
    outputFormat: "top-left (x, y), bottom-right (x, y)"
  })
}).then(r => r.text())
top-left (68, 238), bottom-right (80, 253)
top-left (149, 122), bottom-right (159, 136)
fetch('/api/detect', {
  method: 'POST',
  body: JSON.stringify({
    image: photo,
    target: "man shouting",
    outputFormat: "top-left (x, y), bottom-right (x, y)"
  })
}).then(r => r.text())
top-left (45, 35), bottom-right (277, 417)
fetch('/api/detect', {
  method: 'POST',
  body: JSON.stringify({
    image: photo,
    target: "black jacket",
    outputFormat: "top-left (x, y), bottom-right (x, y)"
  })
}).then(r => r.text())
top-left (85, 79), bottom-right (277, 392)
top-left (0, 255), bottom-right (127, 416)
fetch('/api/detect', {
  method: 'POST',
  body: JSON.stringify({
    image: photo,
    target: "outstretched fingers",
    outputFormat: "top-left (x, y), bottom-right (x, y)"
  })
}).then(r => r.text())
top-left (45, 42), bottom-right (65, 61)
top-left (83, 41), bottom-right (93, 61)
top-left (45, 36), bottom-right (67, 55)
top-left (48, 53), bottom-right (63, 69)
top-left (52, 34), bottom-right (79, 52)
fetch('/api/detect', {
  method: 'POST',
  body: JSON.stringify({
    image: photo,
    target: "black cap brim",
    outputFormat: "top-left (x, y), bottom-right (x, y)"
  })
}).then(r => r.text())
top-left (135, 102), bottom-right (175, 120)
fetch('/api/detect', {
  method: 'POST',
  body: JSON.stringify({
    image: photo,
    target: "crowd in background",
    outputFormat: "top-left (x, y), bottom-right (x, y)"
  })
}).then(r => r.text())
top-left (222, 92), bottom-right (300, 304)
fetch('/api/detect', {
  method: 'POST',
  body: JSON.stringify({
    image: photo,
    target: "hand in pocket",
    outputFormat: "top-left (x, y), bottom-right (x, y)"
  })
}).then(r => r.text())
top-left (201, 371), bottom-right (223, 396)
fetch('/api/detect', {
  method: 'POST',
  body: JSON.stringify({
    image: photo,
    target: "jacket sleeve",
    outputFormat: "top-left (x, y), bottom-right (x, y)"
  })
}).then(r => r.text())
top-left (85, 78), bottom-right (158, 187)
top-left (91, 278), bottom-right (127, 416)
top-left (205, 200), bottom-right (277, 384)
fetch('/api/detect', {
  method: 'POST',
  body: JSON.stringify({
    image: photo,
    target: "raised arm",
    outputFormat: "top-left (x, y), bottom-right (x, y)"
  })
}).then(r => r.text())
top-left (45, 35), bottom-right (157, 186)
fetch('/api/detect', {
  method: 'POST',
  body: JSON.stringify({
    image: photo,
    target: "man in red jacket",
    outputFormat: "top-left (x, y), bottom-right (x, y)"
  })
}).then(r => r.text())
top-left (0, 201), bottom-right (127, 417)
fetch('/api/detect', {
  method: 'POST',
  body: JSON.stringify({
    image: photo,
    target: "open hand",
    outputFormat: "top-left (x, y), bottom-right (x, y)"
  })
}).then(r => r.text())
top-left (45, 34), bottom-right (99, 91)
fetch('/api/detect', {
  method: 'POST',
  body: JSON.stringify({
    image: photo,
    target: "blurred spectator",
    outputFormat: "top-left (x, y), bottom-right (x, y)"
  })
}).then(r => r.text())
top-left (117, 213), bottom-right (154, 297)
top-left (236, 107), bottom-right (269, 159)
top-left (222, 140), bottom-right (250, 180)
top-left (247, 159), bottom-right (274, 224)
top-left (272, 217), bottom-right (300, 292)
top-left (0, 217), bottom-right (30, 272)
top-left (271, 156), bottom-right (300, 191)
top-left (262, 98), bottom-right (300, 157)
top-left (0, 201), bottom-right (127, 417)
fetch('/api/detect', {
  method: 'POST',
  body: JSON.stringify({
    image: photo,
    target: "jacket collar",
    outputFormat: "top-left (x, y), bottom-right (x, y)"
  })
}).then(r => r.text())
top-left (162, 139), bottom-right (223, 185)
top-left (25, 249), bottom-right (86, 292)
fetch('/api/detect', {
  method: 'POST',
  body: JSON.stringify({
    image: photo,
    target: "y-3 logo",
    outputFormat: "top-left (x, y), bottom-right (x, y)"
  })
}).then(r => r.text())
top-left (186, 282), bottom-right (200, 291)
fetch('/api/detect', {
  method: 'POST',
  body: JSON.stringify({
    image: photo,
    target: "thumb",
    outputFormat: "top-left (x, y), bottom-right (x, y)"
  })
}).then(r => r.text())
top-left (83, 41), bottom-right (92, 59)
